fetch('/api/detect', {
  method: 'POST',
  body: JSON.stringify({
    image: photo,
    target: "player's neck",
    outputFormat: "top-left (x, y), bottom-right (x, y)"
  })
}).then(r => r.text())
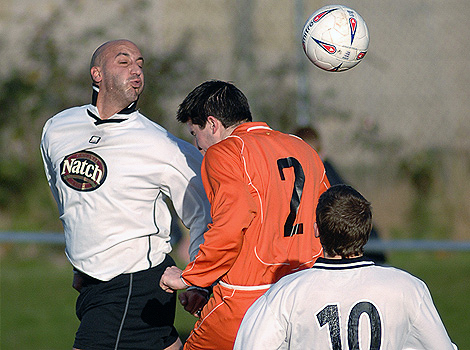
top-left (96, 98), bottom-right (128, 120)
top-left (223, 122), bottom-right (243, 138)
top-left (323, 253), bottom-right (363, 259)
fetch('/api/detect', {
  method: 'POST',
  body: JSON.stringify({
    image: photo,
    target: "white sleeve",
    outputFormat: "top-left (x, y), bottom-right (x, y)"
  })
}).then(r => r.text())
top-left (234, 294), bottom-right (288, 350)
top-left (404, 281), bottom-right (457, 350)
top-left (40, 121), bottom-right (62, 215)
top-left (164, 140), bottom-right (211, 261)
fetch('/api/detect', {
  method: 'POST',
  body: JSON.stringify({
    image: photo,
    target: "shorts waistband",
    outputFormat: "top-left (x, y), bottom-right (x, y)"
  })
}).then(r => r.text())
top-left (75, 269), bottom-right (103, 285)
top-left (218, 281), bottom-right (273, 291)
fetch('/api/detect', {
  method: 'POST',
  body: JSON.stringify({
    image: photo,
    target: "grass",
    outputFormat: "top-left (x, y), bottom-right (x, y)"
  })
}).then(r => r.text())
top-left (0, 244), bottom-right (196, 350)
top-left (0, 244), bottom-right (468, 349)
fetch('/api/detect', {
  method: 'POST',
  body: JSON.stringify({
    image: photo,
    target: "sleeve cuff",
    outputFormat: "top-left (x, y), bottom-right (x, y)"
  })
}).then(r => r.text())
top-left (180, 275), bottom-right (191, 288)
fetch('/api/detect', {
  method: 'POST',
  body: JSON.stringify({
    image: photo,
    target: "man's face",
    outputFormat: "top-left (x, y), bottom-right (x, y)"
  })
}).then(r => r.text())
top-left (187, 120), bottom-right (218, 153)
top-left (99, 41), bottom-right (144, 104)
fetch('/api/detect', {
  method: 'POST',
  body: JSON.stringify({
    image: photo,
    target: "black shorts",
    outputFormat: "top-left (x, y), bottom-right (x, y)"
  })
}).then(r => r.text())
top-left (74, 255), bottom-right (179, 350)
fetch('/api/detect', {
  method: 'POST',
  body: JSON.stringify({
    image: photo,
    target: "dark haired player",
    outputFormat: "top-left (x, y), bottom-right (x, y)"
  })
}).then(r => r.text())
top-left (160, 80), bottom-right (329, 349)
top-left (235, 185), bottom-right (457, 350)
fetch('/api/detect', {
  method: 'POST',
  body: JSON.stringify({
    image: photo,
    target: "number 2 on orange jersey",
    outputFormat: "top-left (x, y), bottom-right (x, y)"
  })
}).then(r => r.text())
top-left (277, 157), bottom-right (305, 237)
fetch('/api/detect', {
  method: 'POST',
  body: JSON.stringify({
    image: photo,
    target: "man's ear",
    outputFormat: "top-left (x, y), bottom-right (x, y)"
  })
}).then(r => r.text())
top-left (207, 116), bottom-right (220, 134)
top-left (91, 66), bottom-right (102, 84)
top-left (314, 222), bottom-right (320, 238)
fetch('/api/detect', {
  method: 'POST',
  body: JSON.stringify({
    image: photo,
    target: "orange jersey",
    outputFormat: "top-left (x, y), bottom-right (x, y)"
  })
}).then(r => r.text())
top-left (182, 122), bottom-right (329, 287)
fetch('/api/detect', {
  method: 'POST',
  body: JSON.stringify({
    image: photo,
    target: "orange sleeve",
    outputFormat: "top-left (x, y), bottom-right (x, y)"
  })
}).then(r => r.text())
top-left (181, 140), bottom-right (257, 287)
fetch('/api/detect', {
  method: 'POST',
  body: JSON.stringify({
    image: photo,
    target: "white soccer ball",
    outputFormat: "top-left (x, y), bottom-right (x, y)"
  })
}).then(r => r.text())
top-left (302, 5), bottom-right (369, 72)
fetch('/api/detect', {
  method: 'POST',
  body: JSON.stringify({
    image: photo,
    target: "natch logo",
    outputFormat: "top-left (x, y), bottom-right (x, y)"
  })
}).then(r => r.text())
top-left (60, 150), bottom-right (107, 191)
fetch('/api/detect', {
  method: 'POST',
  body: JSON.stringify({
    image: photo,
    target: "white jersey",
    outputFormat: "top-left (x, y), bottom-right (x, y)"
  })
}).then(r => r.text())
top-left (41, 102), bottom-right (211, 281)
top-left (234, 257), bottom-right (457, 350)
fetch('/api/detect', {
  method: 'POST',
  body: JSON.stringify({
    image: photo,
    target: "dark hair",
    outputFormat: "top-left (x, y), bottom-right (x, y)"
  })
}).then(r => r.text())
top-left (316, 184), bottom-right (372, 258)
top-left (293, 126), bottom-right (322, 153)
top-left (176, 80), bottom-right (252, 128)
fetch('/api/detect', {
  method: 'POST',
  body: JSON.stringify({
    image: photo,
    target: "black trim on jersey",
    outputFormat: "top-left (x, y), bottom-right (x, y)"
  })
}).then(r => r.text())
top-left (87, 110), bottom-right (128, 125)
top-left (312, 256), bottom-right (375, 270)
top-left (92, 83), bottom-right (99, 106)
top-left (89, 84), bottom-right (138, 125)
top-left (146, 236), bottom-right (152, 268)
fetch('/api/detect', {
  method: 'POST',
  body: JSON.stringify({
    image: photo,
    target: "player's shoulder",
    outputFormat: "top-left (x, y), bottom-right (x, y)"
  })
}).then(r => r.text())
top-left (219, 125), bottom-right (303, 153)
top-left (129, 112), bottom-right (177, 143)
top-left (277, 263), bottom-right (425, 288)
top-left (55, 104), bottom-right (88, 116)
top-left (286, 131), bottom-right (321, 153)
top-left (265, 268), bottom-right (316, 297)
top-left (369, 264), bottom-right (428, 290)
top-left (135, 112), bottom-right (203, 159)
top-left (207, 133), bottom-right (245, 159)
top-left (42, 105), bottom-right (89, 135)
top-left (132, 112), bottom-right (183, 141)
top-left (132, 111), bottom-right (166, 132)
top-left (47, 104), bottom-right (89, 123)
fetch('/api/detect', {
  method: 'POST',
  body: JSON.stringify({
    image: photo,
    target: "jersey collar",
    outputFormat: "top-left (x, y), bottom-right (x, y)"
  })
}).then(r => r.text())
top-left (88, 84), bottom-right (138, 125)
top-left (312, 256), bottom-right (376, 270)
top-left (232, 122), bottom-right (272, 134)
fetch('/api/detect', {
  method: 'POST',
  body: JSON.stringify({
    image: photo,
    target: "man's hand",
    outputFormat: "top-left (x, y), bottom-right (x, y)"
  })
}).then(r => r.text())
top-left (160, 266), bottom-right (187, 292)
top-left (179, 288), bottom-right (210, 317)
top-left (72, 272), bottom-right (84, 292)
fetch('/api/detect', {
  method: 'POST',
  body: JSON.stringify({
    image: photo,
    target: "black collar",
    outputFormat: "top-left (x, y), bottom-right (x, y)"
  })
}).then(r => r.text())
top-left (88, 84), bottom-right (138, 125)
top-left (87, 109), bottom-right (127, 126)
top-left (312, 256), bottom-right (376, 270)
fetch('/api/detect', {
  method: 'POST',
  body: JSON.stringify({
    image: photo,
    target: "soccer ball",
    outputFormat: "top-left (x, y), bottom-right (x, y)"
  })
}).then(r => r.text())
top-left (302, 5), bottom-right (369, 72)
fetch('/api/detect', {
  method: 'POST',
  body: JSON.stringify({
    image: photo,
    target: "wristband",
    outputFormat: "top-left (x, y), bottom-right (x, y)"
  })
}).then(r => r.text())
top-left (187, 286), bottom-right (211, 299)
top-left (180, 275), bottom-right (190, 288)
top-left (187, 286), bottom-right (209, 294)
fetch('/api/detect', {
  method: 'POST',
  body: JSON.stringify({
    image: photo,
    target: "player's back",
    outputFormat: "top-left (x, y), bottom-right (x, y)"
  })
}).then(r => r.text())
top-left (216, 123), bottom-right (328, 285)
top-left (235, 257), bottom-right (456, 350)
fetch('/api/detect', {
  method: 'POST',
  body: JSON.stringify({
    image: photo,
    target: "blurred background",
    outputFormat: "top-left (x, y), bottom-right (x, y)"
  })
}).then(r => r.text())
top-left (0, 0), bottom-right (469, 349)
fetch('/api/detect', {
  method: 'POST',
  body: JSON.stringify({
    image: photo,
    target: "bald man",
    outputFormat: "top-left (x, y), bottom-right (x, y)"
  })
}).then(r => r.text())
top-left (41, 40), bottom-right (211, 350)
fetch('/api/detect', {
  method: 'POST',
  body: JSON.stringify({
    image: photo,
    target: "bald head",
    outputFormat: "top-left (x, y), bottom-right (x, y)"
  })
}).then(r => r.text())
top-left (90, 40), bottom-right (140, 77)
top-left (89, 39), bottom-right (144, 118)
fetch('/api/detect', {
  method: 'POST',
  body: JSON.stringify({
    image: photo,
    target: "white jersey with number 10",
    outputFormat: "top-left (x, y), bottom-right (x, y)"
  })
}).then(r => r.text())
top-left (234, 257), bottom-right (457, 350)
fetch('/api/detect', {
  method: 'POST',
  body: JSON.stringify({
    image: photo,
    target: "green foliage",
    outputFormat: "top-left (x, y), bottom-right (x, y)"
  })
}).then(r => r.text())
top-left (0, 5), bottom-right (207, 231)
top-left (399, 149), bottom-right (453, 239)
top-left (138, 33), bottom-right (209, 128)
top-left (0, 0), bottom-right (393, 234)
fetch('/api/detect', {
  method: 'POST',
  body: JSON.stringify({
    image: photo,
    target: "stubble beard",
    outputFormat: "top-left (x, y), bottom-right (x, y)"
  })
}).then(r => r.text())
top-left (106, 75), bottom-right (143, 107)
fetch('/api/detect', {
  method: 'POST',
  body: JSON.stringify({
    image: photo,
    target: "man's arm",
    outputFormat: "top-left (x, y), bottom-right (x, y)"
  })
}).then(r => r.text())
top-left (404, 280), bottom-right (457, 350)
top-left (180, 142), bottom-right (257, 287)
top-left (162, 139), bottom-right (211, 261)
top-left (159, 266), bottom-right (210, 317)
top-left (160, 266), bottom-right (187, 292)
top-left (40, 123), bottom-right (62, 214)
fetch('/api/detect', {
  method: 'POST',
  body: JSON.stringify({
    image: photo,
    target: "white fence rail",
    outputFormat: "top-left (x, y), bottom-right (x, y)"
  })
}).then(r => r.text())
top-left (1, 232), bottom-right (470, 252)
